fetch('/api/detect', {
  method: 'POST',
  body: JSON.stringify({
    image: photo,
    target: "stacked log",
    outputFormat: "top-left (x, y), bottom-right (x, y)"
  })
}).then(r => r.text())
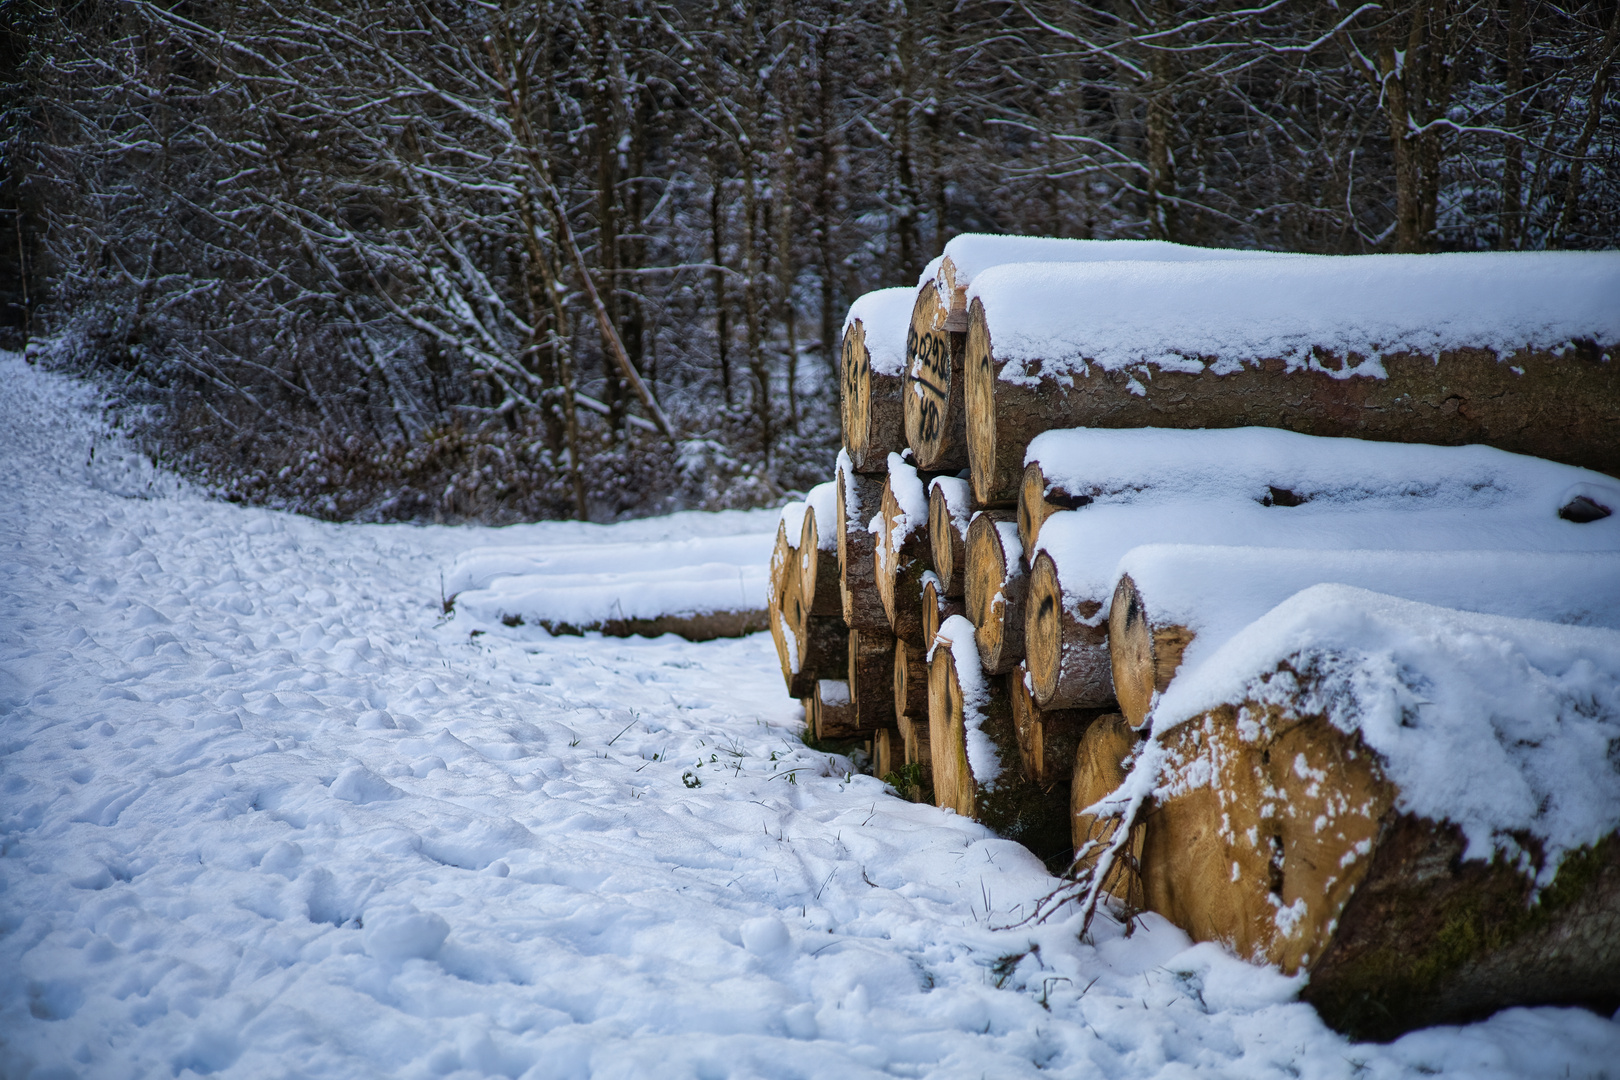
top-left (927, 476), bottom-right (970, 597)
top-left (840, 288), bottom-right (917, 471)
top-left (963, 254), bottom-right (1620, 506)
top-left (962, 510), bottom-right (1024, 675)
top-left (873, 454), bottom-right (934, 647)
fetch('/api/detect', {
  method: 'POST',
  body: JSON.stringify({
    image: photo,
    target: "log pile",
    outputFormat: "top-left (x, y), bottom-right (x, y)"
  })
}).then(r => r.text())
top-left (763, 244), bottom-right (1620, 1037)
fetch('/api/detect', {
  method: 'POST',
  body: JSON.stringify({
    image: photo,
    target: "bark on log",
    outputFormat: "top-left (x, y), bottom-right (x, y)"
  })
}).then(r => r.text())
top-left (1024, 550), bottom-right (1114, 710)
top-left (1008, 662), bottom-right (1100, 788)
top-left (900, 707), bottom-right (933, 801)
top-left (963, 510), bottom-right (1025, 674)
top-left (836, 457), bottom-right (890, 632)
top-left (798, 503), bottom-right (842, 618)
top-left (1070, 713), bottom-right (1142, 892)
top-left (796, 613), bottom-right (849, 688)
top-left (928, 476), bottom-right (971, 597)
top-left (1108, 574), bottom-right (1193, 730)
top-left (921, 575), bottom-right (965, 652)
top-left (893, 636), bottom-right (930, 721)
top-left (875, 474), bottom-right (934, 647)
top-left (904, 283), bottom-right (969, 472)
top-left (1141, 694), bottom-right (1620, 1039)
top-left (1018, 461), bottom-right (1093, 556)
top-left (966, 294), bottom-right (1620, 507)
top-left (846, 627), bottom-right (897, 732)
top-left (841, 314), bottom-right (908, 473)
top-left (809, 679), bottom-right (856, 740)
top-left (928, 618), bottom-right (1071, 864)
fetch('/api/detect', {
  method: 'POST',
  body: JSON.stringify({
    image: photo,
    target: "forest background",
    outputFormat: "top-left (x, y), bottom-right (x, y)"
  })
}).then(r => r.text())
top-left (1, 0), bottom-right (1616, 523)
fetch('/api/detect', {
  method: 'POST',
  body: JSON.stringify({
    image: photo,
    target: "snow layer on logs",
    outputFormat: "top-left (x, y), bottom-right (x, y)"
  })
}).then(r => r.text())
top-left (970, 251), bottom-right (1620, 381)
top-left (1025, 426), bottom-right (1620, 513)
top-left (1035, 489), bottom-right (1620, 627)
top-left (916, 235), bottom-right (1292, 292)
top-left (1118, 543), bottom-right (1620, 675)
top-left (1153, 584), bottom-right (1620, 876)
top-left (839, 286), bottom-right (917, 377)
top-left (932, 613), bottom-right (1002, 788)
top-left (884, 452), bottom-right (929, 550)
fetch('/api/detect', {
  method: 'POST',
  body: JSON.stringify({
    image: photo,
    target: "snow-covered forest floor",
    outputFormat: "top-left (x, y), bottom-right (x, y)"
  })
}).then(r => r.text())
top-left (3, 352), bottom-right (1617, 1079)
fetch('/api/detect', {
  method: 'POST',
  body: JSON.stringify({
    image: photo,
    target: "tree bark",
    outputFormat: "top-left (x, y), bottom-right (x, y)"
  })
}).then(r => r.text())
top-left (846, 626), bottom-right (897, 732)
top-left (1008, 662), bottom-right (1101, 788)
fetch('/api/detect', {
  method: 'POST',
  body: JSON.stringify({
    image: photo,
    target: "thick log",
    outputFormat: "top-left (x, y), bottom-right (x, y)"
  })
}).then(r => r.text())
top-left (1070, 713), bottom-right (1142, 891)
top-left (963, 510), bottom-right (1024, 675)
top-left (927, 476), bottom-right (971, 597)
top-left (893, 636), bottom-right (930, 721)
top-left (921, 574), bottom-right (965, 652)
top-left (796, 612), bottom-right (849, 687)
top-left (1025, 550), bottom-right (1114, 711)
top-left (964, 255), bottom-right (1620, 506)
top-left (873, 457), bottom-right (934, 646)
top-left (840, 289), bottom-right (914, 472)
top-left (1018, 461), bottom-right (1092, 556)
top-left (928, 616), bottom-right (1071, 863)
top-left (1008, 662), bottom-right (1099, 788)
top-left (904, 283), bottom-right (969, 472)
top-left (836, 454), bottom-right (890, 632)
top-left (809, 679), bottom-right (856, 740)
top-left (798, 488), bottom-right (842, 617)
top-left (768, 519), bottom-right (811, 696)
top-left (846, 627), bottom-right (897, 732)
top-left (899, 708), bottom-right (933, 801)
top-left (1143, 693), bottom-right (1620, 1039)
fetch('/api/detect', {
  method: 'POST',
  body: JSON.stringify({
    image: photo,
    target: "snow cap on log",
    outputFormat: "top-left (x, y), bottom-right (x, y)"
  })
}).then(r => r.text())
top-left (804, 482), bottom-right (839, 552)
top-left (883, 452), bottom-right (929, 552)
top-left (841, 286), bottom-right (916, 378)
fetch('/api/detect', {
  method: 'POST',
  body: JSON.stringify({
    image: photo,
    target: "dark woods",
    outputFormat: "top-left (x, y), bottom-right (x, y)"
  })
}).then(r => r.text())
top-left (3, 0), bottom-right (1617, 522)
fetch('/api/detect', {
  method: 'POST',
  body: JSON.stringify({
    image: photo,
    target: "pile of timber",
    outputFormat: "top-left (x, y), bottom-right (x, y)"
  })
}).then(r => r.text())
top-left (760, 237), bottom-right (1620, 1037)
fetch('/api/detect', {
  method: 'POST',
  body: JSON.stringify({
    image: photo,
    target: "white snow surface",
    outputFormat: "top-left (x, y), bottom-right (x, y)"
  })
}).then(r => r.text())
top-left (930, 615), bottom-right (1001, 790)
top-left (1025, 426), bottom-right (1620, 518)
top-left (884, 454), bottom-right (929, 552)
top-left (970, 252), bottom-right (1620, 381)
top-left (804, 482), bottom-right (838, 552)
top-left (3, 353), bottom-right (1618, 1077)
top-left (840, 287), bottom-right (917, 377)
top-left (1152, 585), bottom-right (1620, 876)
top-left (916, 235), bottom-right (1292, 292)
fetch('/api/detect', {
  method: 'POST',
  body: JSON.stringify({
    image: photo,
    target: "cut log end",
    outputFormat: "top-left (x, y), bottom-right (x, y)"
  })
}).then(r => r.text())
top-left (1071, 713), bottom-right (1142, 888)
top-left (1108, 574), bottom-right (1194, 730)
top-left (965, 300), bottom-right (1004, 506)
top-left (928, 482), bottom-right (966, 597)
top-left (1026, 553), bottom-right (1065, 708)
top-left (893, 637), bottom-right (930, 722)
top-left (921, 576), bottom-right (965, 652)
top-left (964, 511), bottom-right (1024, 675)
top-left (905, 286), bottom-right (967, 472)
top-left (840, 321), bottom-right (873, 466)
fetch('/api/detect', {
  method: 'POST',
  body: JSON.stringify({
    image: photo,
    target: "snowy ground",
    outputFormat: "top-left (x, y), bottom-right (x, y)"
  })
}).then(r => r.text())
top-left (2, 354), bottom-right (1617, 1080)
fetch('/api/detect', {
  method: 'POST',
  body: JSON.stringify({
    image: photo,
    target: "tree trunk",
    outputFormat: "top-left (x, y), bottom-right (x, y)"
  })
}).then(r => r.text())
top-left (798, 503), bottom-right (842, 617)
top-left (964, 510), bottom-right (1024, 674)
top-left (1025, 550), bottom-right (1114, 710)
top-left (921, 574), bottom-right (964, 652)
top-left (840, 316), bottom-right (909, 472)
top-left (928, 475), bottom-right (970, 597)
top-left (904, 283), bottom-right (969, 471)
top-left (875, 475), bottom-right (934, 646)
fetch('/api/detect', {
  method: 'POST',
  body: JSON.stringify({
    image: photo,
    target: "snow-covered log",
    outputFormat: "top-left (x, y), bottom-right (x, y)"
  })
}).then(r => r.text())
top-left (1023, 436), bottom-right (1620, 712)
top-left (920, 573), bottom-right (964, 652)
top-left (928, 617), bottom-right (1070, 862)
top-left (836, 452), bottom-right (889, 632)
top-left (1109, 546), bottom-right (1620, 729)
top-left (1138, 586), bottom-right (1620, 1039)
top-left (927, 476), bottom-right (970, 597)
top-left (965, 252), bottom-right (1620, 505)
top-left (840, 288), bottom-right (915, 473)
top-left (893, 636), bottom-right (930, 723)
top-left (963, 510), bottom-right (1024, 674)
top-left (873, 454), bottom-right (933, 646)
top-left (797, 483), bottom-right (841, 618)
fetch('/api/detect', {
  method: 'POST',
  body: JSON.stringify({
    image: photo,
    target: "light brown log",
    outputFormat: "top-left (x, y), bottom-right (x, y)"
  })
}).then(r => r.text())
top-left (928, 477), bottom-right (970, 597)
top-left (963, 510), bottom-right (1024, 674)
top-left (846, 627), bottom-right (897, 732)
top-left (1008, 662), bottom-right (1100, 788)
top-left (874, 727), bottom-right (897, 780)
top-left (809, 679), bottom-right (856, 740)
top-left (1017, 461), bottom-right (1093, 556)
top-left (795, 611), bottom-right (849, 687)
top-left (965, 296), bottom-right (1620, 508)
top-left (768, 522), bottom-right (805, 695)
top-left (1070, 713), bottom-right (1142, 891)
top-left (841, 316), bottom-right (908, 473)
top-left (836, 461), bottom-right (890, 631)
top-left (926, 629), bottom-right (1071, 864)
top-left (874, 477), bottom-right (933, 646)
top-left (904, 284), bottom-right (969, 472)
top-left (920, 575), bottom-right (965, 652)
top-left (899, 708), bottom-right (933, 801)
top-left (798, 504), bottom-right (842, 618)
top-left (893, 637), bottom-right (930, 721)
top-left (1025, 550), bottom-right (1114, 710)
top-left (1108, 573), bottom-right (1194, 730)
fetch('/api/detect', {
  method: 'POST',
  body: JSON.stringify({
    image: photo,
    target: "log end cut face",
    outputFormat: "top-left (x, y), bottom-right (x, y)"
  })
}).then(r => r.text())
top-left (840, 321), bottom-right (872, 463)
top-left (1109, 575), bottom-right (1156, 728)
top-left (927, 644), bottom-right (975, 819)
top-left (965, 299), bottom-right (999, 506)
top-left (1027, 553), bottom-right (1066, 707)
top-left (1144, 702), bottom-right (1396, 977)
top-left (906, 285), bottom-right (955, 468)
